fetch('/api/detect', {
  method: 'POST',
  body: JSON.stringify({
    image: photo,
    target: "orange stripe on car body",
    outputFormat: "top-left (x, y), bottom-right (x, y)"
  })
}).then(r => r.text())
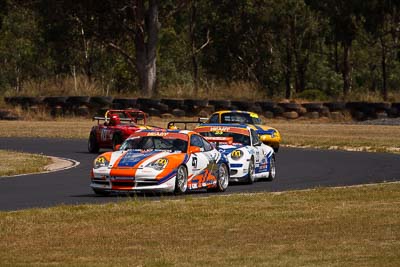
top-left (155, 153), bottom-right (186, 179)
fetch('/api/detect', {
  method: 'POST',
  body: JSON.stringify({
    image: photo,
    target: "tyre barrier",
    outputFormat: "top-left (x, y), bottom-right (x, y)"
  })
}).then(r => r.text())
top-left (208, 100), bottom-right (231, 110)
top-left (89, 96), bottom-right (113, 108)
top-left (112, 98), bottom-right (138, 109)
top-left (2, 96), bottom-right (400, 120)
top-left (0, 109), bottom-right (20, 120)
top-left (43, 96), bottom-right (68, 107)
top-left (256, 101), bottom-right (277, 112)
top-left (323, 102), bottom-right (346, 112)
top-left (302, 102), bottom-right (324, 112)
top-left (231, 100), bottom-right (254, 111)
top-left (278, 102), bottom-right (302, 112)
top-left (161, 98), bottom-right (185, 110)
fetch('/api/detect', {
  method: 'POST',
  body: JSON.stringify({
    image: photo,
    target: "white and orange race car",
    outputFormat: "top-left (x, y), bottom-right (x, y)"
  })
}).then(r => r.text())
top-left (90, 130), bottom-right (230, 195)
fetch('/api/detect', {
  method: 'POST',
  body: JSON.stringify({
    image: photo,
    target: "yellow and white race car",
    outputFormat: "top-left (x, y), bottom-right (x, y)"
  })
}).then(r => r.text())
top-left (205, 110), bottom-right (281, 152)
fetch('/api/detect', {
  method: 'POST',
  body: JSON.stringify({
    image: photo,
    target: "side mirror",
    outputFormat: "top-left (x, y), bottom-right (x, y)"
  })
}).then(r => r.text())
top-left (253, 141), bottom-right (262, 147)
top-left (114, 144), bottom-right (121, 151)
top-left (189, 146), bottom-right (201, 154)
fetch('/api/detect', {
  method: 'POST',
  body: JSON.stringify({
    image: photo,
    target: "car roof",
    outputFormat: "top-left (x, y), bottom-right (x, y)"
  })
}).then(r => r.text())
top-left (129, 129), bottom-right (198, 137)
top-left (213, 110), bottom-right (259, 116)
top-left (197, 123), bottom-right (250, 129)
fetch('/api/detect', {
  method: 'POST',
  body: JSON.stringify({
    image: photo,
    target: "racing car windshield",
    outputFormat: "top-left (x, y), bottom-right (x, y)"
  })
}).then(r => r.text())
top-left (200, 131), bottom-right (250, 146)
top-left (120, 136), bottom-right (188, 152)
top-left (221, 113), bottom-right (262, 124)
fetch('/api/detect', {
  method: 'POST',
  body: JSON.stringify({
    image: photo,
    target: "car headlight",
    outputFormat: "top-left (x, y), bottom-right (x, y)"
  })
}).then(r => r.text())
top-left (231, 150), bottom-right (243, 160)
top-left (270, 131), bottom-right (276, 138)
top-left (146, 158), bottom-right (169, 171)
top-left (94, 156), bottom-right (109, 169)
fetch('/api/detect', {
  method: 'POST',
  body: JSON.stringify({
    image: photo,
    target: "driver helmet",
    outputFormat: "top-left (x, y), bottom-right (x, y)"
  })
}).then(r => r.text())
top-left (109, 114), bottom-right (120, 125)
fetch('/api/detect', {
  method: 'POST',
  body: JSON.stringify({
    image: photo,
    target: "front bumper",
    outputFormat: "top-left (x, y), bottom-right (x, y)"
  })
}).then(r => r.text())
top-left (90, 176), bottom-right (176, 193)
top-left (260, 135), bottom-right (280, 144)
top-left (229, 163), bottom-right (249, 182)
top-left (91, 167), bottom-right (177, 193)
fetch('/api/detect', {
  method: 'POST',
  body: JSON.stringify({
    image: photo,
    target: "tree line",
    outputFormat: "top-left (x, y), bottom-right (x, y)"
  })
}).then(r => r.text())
top-left (0, 0), bottom-right (400, 100)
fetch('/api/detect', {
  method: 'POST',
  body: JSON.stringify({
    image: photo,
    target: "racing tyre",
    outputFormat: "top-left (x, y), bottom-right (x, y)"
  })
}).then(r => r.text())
top-left (92, 188), bottom-right (110, 196)
top-left (266, 156), bottom-right (276, 181)
top-left (112, 133), bottom-right (123, 151)
top-left (88, 132), bottom-right (100, 153)
top-left (247, 159), bottom-right (256, 184)
top-left (174, 165), bottom-right (188, 194)
top-left (272, 144), bottom-right (280, 153)
top-left (209, 163), bottom-right (229, 192)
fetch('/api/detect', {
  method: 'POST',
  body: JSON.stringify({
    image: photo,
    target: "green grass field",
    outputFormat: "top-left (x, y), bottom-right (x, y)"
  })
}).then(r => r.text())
top-left (0, 183), bottom-right (399, 266)
top-left (0, 150), bottom-right (51, 176)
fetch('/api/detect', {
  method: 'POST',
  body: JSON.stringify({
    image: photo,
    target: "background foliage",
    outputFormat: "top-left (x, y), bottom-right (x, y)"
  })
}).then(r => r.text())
top-left (0, 0), bottom-right (399, 100)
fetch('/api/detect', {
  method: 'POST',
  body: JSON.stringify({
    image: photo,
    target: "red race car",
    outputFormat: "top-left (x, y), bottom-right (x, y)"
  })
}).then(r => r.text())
top-left (88, 109), bottom-right (161, 153)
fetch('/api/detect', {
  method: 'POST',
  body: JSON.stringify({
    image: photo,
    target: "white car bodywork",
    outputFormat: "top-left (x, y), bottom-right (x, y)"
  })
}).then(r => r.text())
top-left (195, 124), bottom-right (276, 183)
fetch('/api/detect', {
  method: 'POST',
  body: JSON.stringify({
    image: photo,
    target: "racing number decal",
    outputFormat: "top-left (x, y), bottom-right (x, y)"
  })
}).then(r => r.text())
top-left (101, 129), bottom-right (111, 141)
top-left (192, 157), bottom-right (198, 168)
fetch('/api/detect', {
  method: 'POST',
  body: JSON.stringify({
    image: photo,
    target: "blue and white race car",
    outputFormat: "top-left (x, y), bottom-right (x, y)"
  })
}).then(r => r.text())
top-left (195, 124), bottom-right (276, 184)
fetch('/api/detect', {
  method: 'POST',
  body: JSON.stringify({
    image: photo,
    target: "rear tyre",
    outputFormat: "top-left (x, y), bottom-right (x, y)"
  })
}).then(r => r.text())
top-left (112, 133), bottom-right (123, 151)
top-left (246, 159), bottom-right (255, 184)
top-left (88, 132), bottom-right (100, 153)
top-left (174, 165), bottom-right (188, 194)
top-left (266, 156), bottom-right (276, 181)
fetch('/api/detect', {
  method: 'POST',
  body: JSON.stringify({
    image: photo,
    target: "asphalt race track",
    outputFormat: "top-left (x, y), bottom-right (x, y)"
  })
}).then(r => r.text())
top-left (1, 137), bottom-right (399, 211)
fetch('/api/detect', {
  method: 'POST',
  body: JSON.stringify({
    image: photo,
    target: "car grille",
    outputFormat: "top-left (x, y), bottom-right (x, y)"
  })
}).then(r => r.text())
top-left (111, 180), bottom-right (159, 187)
top-left (230, 170), bottom-right (238, 175)
top-left (92, 180), bottom-right (109, 186)
top-left (136, 181), bottom-right (159, 187)
top-left (112, 181), bottom-right (135, 187)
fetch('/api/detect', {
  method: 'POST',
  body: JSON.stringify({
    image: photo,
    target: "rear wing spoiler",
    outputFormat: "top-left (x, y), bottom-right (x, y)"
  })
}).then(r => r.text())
top-left (167, 117), bottom-right (208, 130)
top-left (204, 136), bottom-right (233, 145)
top-left (92, 116), bottom-right (137, 123)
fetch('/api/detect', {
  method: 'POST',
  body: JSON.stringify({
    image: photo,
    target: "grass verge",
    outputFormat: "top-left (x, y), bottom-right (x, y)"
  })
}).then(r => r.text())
top-left (1, 118), bottom-right (399, 153)
top-left (0, 150), bottom-right (51, 177)
top-left (272, 121), bottom-right (400, 153)
top-left (0, 183), bottom-right (399, 266)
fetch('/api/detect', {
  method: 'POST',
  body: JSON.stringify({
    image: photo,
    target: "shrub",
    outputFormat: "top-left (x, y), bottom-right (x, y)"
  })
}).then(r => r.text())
top-left (296, 89), bottom-right (328, 101)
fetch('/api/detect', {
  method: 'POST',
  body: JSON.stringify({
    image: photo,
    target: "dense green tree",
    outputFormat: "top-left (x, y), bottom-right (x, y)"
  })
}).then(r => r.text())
top-left (0, 2), bottom-right (42, 93)
top-left (362, 0), bottom-right (400, 100)
top-left (306, 0), bottom-right (364, 98)
top-left (0, 0), bottom-right (400, 100)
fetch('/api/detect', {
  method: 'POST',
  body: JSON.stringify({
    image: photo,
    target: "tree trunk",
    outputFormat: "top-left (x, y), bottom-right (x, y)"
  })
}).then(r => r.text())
top-left (285, 36), bottom-right (292, 99)
top-left (134, 0), bottom-right (159, 97)
top-left (380, 36), bottom-right (388, 101)
top-left (334, 41), bottom-right (340, 73)
top-left (342, 42), bottom-right (352, 98)
top-left (296, 64), bottom-right (306, 93)
top-left (190, 0), bottom-right (199, 95)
